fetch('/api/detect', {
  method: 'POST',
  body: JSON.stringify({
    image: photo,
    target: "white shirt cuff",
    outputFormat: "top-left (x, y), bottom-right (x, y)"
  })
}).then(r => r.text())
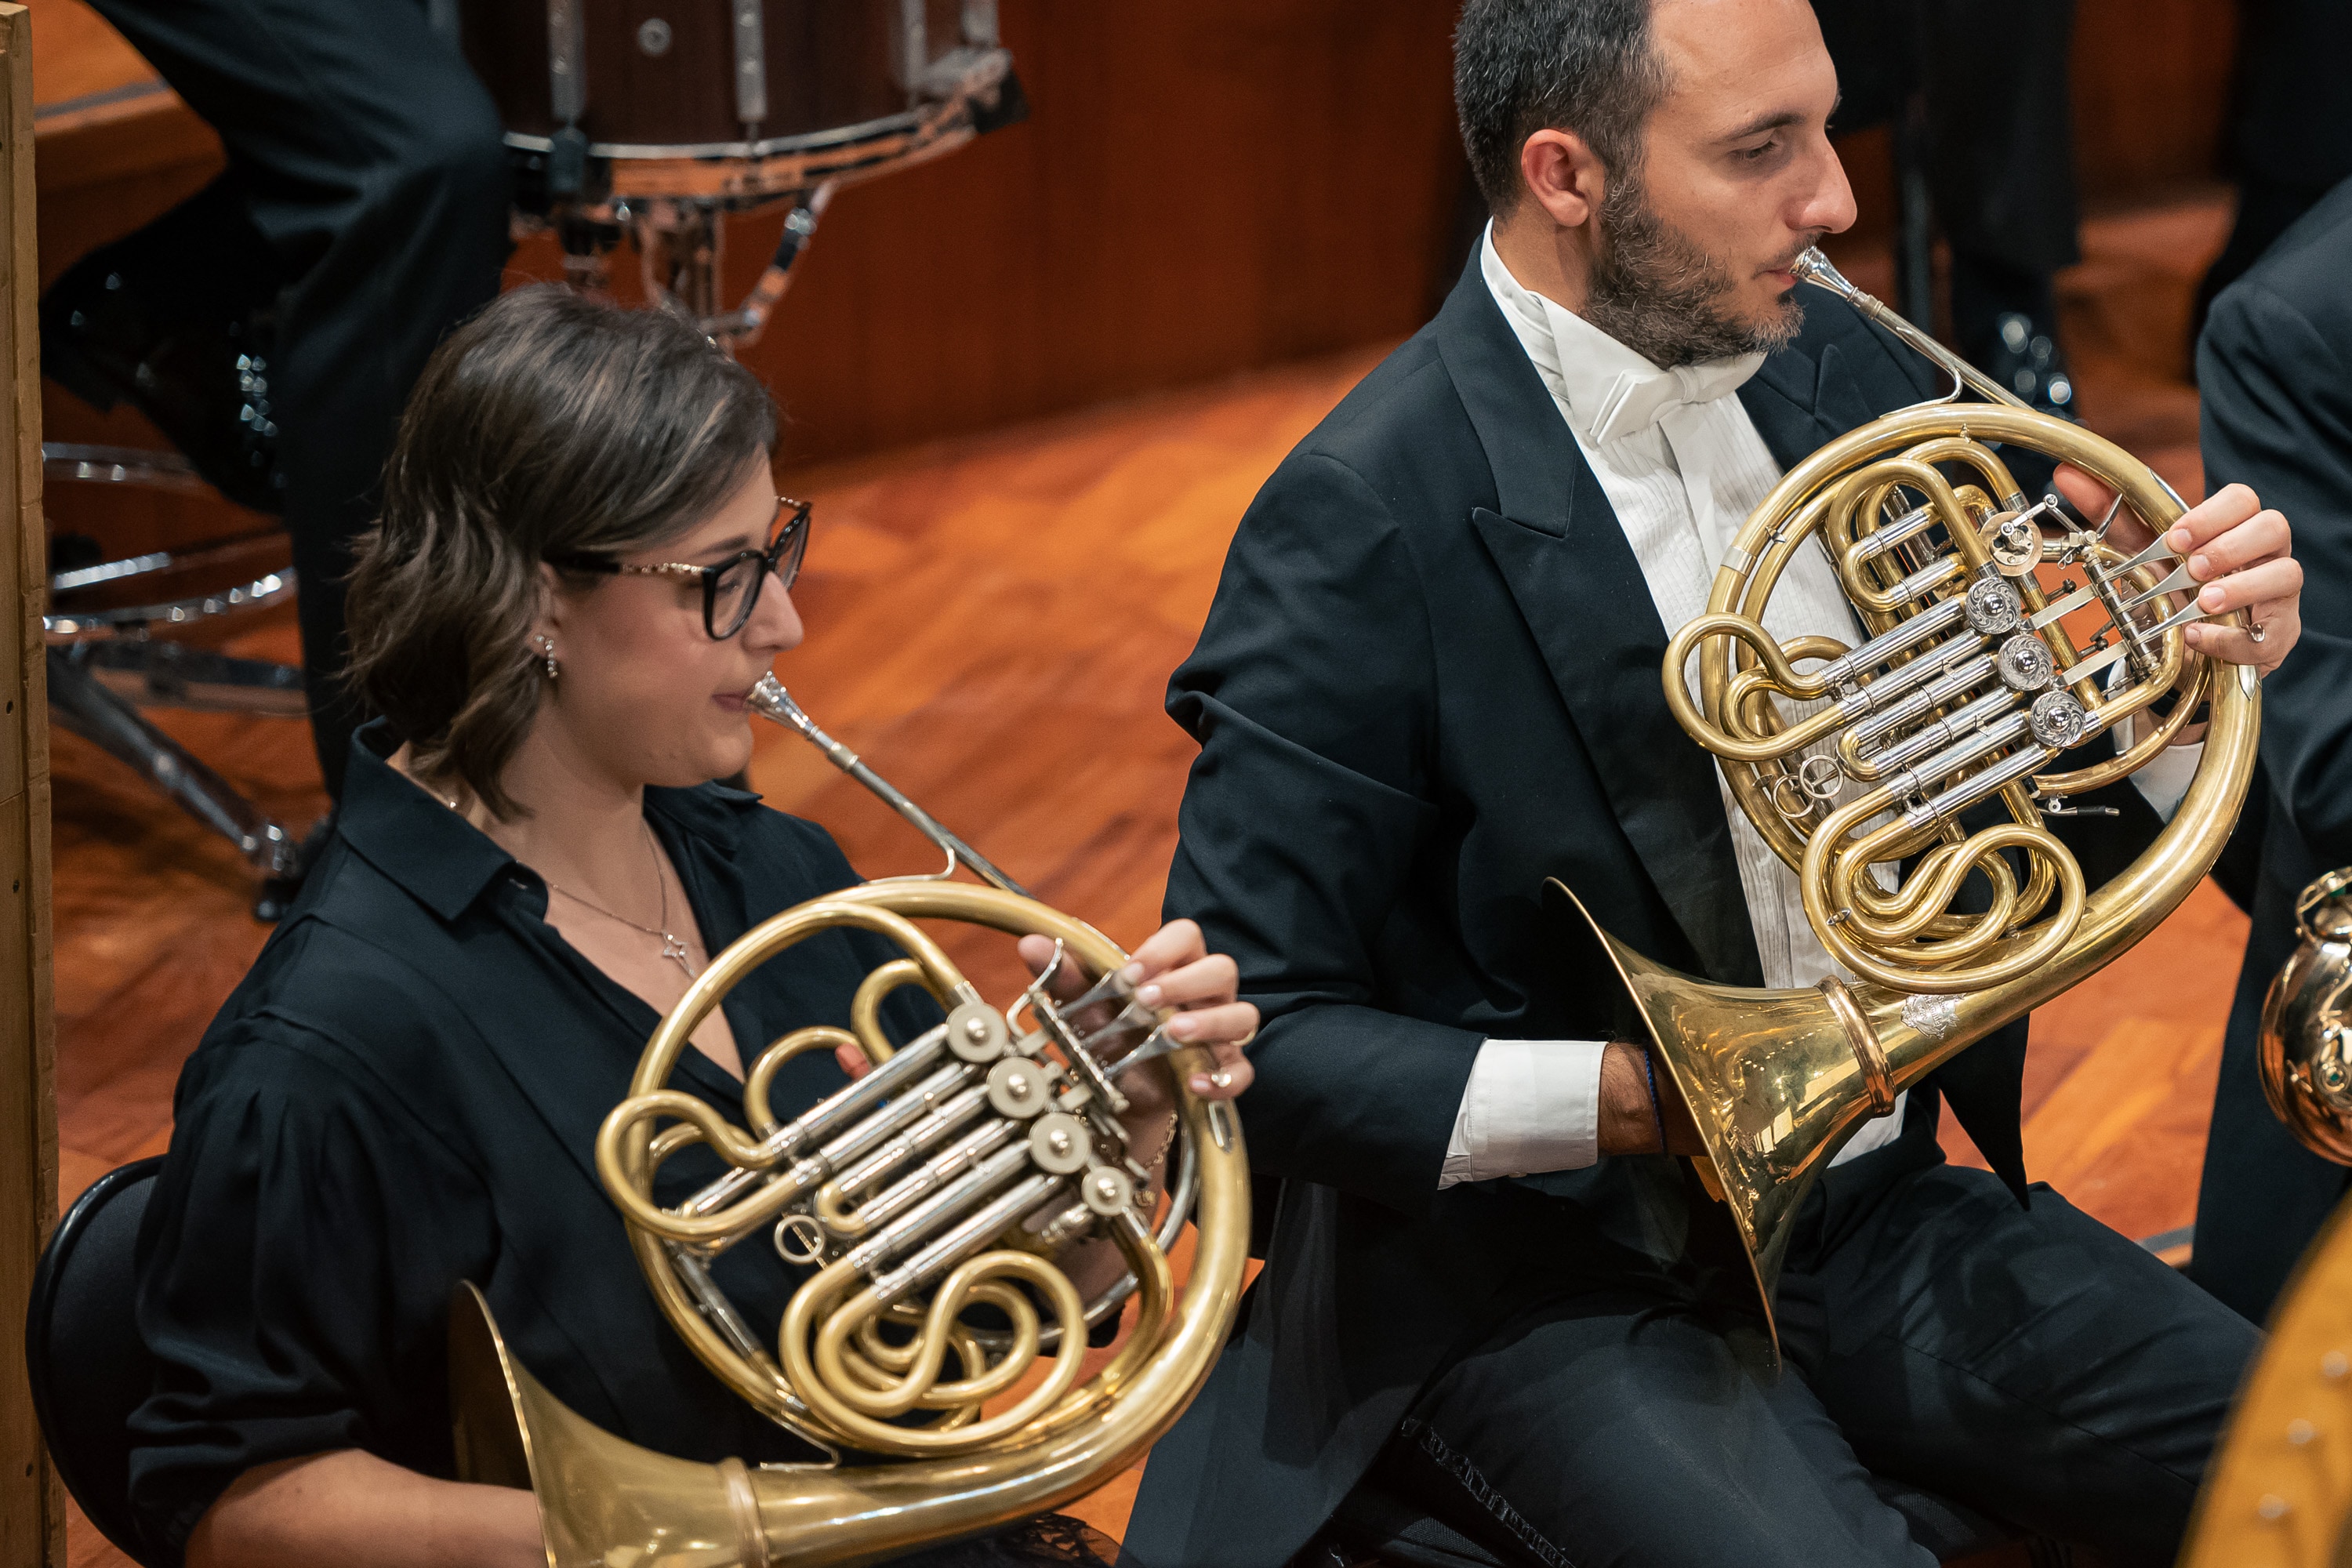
top-left (1439, 1038), bottom-right (1610, 1188)
top-left (2129, 739), bottom-right (2203, 823)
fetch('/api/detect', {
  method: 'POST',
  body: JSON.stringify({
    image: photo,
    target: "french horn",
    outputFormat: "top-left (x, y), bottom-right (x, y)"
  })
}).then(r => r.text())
top-left (2257, 868), bottom-right (2352, 1163)
top-left (449, 674), bottom-right (1250, 1566)
top-left (1559, 248), bottom-right (2259, 1351)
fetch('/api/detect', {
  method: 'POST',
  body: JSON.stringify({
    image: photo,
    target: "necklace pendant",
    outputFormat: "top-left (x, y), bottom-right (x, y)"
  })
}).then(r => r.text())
top-left (661, 931), bottom-right (694, 975)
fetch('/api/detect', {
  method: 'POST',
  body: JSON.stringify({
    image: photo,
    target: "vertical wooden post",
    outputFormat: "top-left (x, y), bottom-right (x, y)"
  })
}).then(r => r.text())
top-left (0, 5), bottom-right (61, 1566)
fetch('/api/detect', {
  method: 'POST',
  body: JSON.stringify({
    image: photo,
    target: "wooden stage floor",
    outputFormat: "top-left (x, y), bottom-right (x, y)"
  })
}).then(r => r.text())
top-left (48, 194), bottom-right (2250, 1564)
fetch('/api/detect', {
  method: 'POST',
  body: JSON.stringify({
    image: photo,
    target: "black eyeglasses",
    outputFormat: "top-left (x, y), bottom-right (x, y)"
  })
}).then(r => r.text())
top-left (550, 497), bottom-right (812, 641)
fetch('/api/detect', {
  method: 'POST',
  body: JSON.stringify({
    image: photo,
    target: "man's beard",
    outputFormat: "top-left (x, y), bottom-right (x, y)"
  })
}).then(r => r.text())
top-left (1583, 176), bottom-right (1809, 369)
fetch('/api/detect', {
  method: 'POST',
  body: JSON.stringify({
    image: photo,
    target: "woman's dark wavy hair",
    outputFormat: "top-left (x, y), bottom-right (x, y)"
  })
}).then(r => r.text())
top-left (346, 285), bottom-right (775, 819)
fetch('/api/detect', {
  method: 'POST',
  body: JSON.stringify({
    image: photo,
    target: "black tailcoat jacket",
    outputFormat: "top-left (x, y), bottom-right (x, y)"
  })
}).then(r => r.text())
top-left (1123, 260), bottom-right (2164, 1568)
top-left (2190, 176), bottom-right (2352, 1324)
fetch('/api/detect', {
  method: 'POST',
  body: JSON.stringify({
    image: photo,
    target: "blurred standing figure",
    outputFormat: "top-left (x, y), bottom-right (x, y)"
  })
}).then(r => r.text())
top-left (1809, 0), bottom-right (2080, 415)
top-left (2189, 0), bottom-right (2352, 350)
top-left (2190, 175), bottom-right (2352, 1327)
top-left (41, 0), bottom-right (511, 804)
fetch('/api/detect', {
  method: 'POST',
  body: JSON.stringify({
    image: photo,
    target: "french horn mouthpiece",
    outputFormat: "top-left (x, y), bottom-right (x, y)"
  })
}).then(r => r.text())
top-left (1788, 245), bottom-right (1847, 294)
top-left (746, 672), bottom-right (809, 732)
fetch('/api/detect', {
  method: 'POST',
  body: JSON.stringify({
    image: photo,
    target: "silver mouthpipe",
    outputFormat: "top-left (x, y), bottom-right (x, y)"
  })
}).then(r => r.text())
top-left (747, 673), bottom-right (1033, 898)
top-left (1790, 247), bottom-right (2034, 414)
top-left (1793, 246), bottom-right (2198, 534)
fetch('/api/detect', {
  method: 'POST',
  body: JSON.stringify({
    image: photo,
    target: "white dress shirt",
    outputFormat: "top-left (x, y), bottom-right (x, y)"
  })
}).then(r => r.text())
top-left (1441, 225), bottom-right (2197, 1188)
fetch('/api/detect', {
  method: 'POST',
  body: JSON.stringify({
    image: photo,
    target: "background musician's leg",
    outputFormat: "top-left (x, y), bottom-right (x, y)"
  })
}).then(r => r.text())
top-left (2188, 0), bottom-right (2352, 348)
top-left (1812, 0), bottom-right (2083, 407)
top-left (1918, 0), bottom-right (2082, 383)
top-left (1382, 1292), bottom-right (1933, 1568)
top-left (1806, 1161), bottom-right (2259, 1566)
top-left (75, 0), bottom-right (510, 800)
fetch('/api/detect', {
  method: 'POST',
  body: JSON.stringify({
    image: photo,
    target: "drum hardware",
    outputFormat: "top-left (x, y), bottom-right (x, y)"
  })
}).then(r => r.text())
top-left (35, 154), bottom-right (309, 898)
top-left (1559, 247), bottom-right (2258, 1359)
top-left (452, 676), bottom-right (1248, 1567)
top-left (49, 637), bottom-right (305, 719)
top-left (42, 443), bottom-right (213, 497)
top-left (731, 0), bottom-right (765, 125)
top-left (473, 2), bottom-right (1026, 353)
top-left (2256, 869), bottom-right (2352, 1163)
top-left (40, 443), bottom-right (308, 889)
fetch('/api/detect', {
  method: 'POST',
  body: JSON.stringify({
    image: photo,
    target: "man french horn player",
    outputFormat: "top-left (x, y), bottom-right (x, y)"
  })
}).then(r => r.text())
top-left (1123, 2), bottom-right (2306, 1566)
top-left (122, 289), bottom-right (1260, 1568)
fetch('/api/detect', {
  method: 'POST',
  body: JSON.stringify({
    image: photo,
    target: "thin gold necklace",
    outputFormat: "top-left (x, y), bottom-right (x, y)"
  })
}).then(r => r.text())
top-left (543, 821), bottom-right (697, 979)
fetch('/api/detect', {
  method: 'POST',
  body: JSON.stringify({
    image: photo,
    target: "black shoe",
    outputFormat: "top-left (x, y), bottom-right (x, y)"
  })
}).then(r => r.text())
top-left (1948, 252), bottom-right (2078, 421)
top-left (1983, 310), bottom-right (2079, 420)
top-left (39, 180), bottom-right (289, 514)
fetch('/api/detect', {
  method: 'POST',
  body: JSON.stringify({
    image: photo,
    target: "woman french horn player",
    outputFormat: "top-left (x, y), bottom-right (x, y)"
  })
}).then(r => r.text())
top-left (125, 287), bottom-right (1258, 1568)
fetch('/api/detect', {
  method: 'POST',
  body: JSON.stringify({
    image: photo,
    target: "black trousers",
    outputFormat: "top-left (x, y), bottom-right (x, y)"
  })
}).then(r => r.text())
top-left (1384, 1119), bottom-right (2257, 1567)
top-left (1810, 0), bottom-right (2080, 363)
top-left (84, 0), bottom-right (511, 797)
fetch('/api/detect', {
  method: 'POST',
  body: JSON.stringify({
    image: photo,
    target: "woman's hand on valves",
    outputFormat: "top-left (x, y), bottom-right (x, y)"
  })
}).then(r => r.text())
top-left (1014, 918), bottom-right (1257, 1102)
top-left (832, 920), bottom-right (1257, 1102)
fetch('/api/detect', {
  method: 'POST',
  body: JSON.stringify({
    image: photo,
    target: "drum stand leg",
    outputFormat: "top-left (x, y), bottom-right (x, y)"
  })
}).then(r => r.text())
top-left (60, 637), bottom-right (307, 717)
top-left (639, 204), bottom-right (726, 325)
top-left (555, 212), bottom-right (621, 301)
top-left (48, 646), bottom-right (304, 884)
top-left (42, 452), bottom-right (317, 913)
top-left (633, 184), bottom-right (833, 354)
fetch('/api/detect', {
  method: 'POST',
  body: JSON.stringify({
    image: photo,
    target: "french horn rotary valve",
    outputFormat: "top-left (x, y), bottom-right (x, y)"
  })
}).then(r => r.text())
top-left (1667, 413), bottom-right (2222, 993)
top-left (595, 890), bottom-right (1203, 1462)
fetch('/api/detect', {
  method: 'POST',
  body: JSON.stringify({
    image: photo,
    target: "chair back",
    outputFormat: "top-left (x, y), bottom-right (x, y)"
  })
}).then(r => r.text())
top-left (25, 1156), bottom-right (166, 1568)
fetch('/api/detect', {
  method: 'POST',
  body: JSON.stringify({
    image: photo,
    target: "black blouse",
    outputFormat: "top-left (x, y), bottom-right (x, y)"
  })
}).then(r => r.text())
top-left (128, 725), bottom-right (939, 1553)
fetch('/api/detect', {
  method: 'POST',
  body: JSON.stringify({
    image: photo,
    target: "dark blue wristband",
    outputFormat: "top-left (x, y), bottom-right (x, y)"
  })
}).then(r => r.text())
top-left (1641, 1047), bottom-right (1668, 1152)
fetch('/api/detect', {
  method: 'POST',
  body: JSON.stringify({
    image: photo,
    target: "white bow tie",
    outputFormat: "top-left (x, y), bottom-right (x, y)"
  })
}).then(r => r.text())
top-left (1581, 352), bottom-right (1766, 446)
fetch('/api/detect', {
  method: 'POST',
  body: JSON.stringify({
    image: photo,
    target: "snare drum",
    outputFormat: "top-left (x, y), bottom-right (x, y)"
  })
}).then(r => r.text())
top-left (465, 0), bottom-right (1022, 207)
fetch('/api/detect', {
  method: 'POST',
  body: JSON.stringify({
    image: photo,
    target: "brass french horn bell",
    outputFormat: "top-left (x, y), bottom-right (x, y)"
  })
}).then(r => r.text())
top-left (450, 677), bottom-right (1251, 1567)
top-left (1570, 249), bottom-right (2259, 1352)
top-left (2259, 868), bottom-right (2352, 1163)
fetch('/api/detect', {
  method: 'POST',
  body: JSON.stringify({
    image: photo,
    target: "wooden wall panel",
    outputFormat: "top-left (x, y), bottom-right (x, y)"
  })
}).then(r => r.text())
top-left (27, 0), bottom-right (1468, 470)
top-left (2071, 0), bottom-right (2241, 198)
top-left (697, 0), bottom-right (2243, 466)
top-left (1837, 0), bottom-right (2242, 252)
top-left (2, 9), bottom-right (63, 1566)
top-left (26, 0), bottom-right (2248, 474)
top-left (576, 0), bottom-right (1469, 467)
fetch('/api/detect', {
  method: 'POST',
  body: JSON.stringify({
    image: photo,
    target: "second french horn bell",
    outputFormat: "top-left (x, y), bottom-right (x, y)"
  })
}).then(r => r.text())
top-left (2258, 869), bottom-right (2352, 1163)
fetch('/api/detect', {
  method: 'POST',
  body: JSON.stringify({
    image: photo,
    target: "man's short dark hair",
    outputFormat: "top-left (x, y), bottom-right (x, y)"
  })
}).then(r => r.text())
top-left (1455, 0), bottom-right (1668, 212)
